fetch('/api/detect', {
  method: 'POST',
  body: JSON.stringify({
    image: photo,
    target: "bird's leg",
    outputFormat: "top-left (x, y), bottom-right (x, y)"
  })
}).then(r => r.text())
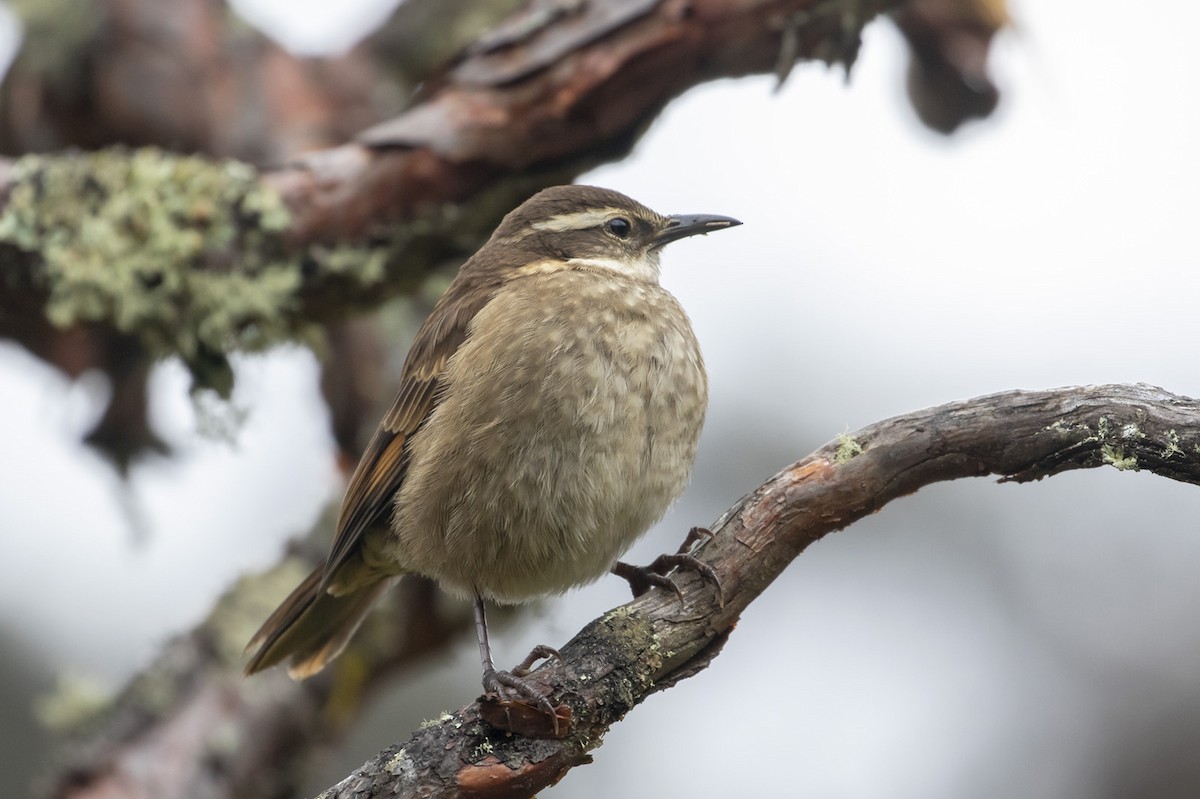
top-left (474, 594), bottom-right (498, 675)
top-left (474, 595), bottom-right (559, 714)
top-left (611, 527), bottom-right (724, 606)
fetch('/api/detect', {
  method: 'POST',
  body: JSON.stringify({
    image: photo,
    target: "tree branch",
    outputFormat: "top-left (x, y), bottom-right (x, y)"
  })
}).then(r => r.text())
top-left (313, 383), bottom-right (1200, 798)
top-left (0, 0), bottom-right (905, 397)
top-left (42, 383), bottom-right (1178, 798)
top-left (40, 532), bottom-right (483, 799)
top-left (0, 0), bottom-right (1009, 466)
top-left (15, 2), bottom-right (1016, 793)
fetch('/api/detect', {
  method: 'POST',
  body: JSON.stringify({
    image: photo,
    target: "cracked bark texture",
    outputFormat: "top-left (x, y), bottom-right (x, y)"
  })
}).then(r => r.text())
top-left (39, 383), bottom-right (1200, 798)
top-left (312, 383), bottom-right (1200, 798)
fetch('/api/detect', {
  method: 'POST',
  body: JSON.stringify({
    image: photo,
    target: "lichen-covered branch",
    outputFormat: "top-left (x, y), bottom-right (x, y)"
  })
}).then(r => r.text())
top-left (0, 0), bottom-right (909, 396)
top-left (42, 383), bottom-right (1175, 799)
top-left (0, 0), bottom-right (1008, 468)
top-left (0, 151), bottom-right (299, 396)
top-left (312, 383), bottom-right (1200, 798)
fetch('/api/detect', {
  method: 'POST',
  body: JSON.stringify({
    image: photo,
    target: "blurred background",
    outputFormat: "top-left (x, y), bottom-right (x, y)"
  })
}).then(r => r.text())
top-left (3, 0), bottom-right (1200, 796)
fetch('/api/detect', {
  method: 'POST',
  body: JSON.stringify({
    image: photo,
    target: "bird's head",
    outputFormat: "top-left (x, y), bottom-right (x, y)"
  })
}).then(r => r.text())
top-left (478, 185), bottom-right (741, 283)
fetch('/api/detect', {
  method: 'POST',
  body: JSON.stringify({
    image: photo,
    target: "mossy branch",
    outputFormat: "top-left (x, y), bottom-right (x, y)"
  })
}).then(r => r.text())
top-left (43, 383), bottom-right (1187, 798)
top-left (0, 0), bottom-right (909, 396)
top-left (307, 383), bottom-right (1200, 798)
top-left (0, 150), bottom-right (302, 395)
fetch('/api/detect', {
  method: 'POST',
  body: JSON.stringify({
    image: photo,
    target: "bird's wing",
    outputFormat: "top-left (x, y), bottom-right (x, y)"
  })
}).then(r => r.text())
top-left (322, 277), bottom-right (498, 583)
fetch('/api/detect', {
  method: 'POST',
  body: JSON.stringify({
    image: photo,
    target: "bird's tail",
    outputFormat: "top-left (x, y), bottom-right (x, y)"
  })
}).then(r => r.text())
top-left (244, 565), bottom-right (396, 680)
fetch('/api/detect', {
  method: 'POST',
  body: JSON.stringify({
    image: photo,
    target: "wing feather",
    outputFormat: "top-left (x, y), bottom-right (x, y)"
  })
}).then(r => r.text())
top-left (321, 271), bottom-right (499, 584)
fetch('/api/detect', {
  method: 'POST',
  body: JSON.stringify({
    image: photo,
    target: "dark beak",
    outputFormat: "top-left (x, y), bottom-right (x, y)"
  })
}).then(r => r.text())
top-left (652, 213), bottom-right (742, 248)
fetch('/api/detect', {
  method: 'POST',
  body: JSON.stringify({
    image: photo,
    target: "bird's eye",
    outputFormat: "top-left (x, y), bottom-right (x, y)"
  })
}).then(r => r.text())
top-left (606, 217), bottom-right (631, 238)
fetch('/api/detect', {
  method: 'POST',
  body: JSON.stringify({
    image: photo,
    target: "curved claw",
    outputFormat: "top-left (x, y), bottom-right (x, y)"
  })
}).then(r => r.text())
top-left (482, 667), bottom-right (561, 736)
top-left (612, 551), bottom-right (725, 608)
top-left (677, 526), bottom-right (715, 555)
top-left (512, 644), bottom-right (562, 677)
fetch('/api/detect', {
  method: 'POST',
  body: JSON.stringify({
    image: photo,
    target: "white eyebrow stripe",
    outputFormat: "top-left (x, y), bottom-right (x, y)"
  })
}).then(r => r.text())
top-left (531, 208), bottom-right (625, 232)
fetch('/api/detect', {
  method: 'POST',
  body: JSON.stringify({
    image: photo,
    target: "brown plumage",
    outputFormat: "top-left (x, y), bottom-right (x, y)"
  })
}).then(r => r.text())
top-left (245, 185), bottom-right (740, 702)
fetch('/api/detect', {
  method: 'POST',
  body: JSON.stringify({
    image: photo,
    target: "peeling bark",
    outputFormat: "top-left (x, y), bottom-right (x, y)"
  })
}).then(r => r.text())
top-left (42, 383), bottom-right (1200, 798)
top-left (311, 383), bottom-right (1200, 798)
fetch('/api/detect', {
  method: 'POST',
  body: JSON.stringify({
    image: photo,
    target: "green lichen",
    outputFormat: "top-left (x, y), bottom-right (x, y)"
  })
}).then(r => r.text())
top-left (1164, 429), bottom-right (1183, 459)
top-left (33, 672), bottom-right (112, 732)
top-left (600, 605), bottom-right (634, 623)
top-left (419, 712), bottom-right (454, 729)
top-left (0, 148), bottom-right (447, 397)
top-left (593, 608), bottom-right (660, 705)
top-left (470, 739), bottom-right (495, 759)
top-left (1046, 415), bottom-right (1150, 472)
top-left (385, 747), bottom-right (409, 773)
top-left (1101, 444), bottom-right (1138, 471)
top-left (834, 432), bottom-right (864, 464)
top-left (1044, 419), bottom-right (1095, 439)
top-left (314, 242), bottom-right (390, 282)
top-left (0, 148), bottom-right (307, 393)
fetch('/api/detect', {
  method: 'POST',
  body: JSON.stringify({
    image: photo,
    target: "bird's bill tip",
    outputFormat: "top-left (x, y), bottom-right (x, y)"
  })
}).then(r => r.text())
top-left (654, 213), bottom-right (742, 246)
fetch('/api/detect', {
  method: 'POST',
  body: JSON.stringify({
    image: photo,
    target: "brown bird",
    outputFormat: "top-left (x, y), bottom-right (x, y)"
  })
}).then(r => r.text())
top-left (245, 185), bottom-right (739, 710)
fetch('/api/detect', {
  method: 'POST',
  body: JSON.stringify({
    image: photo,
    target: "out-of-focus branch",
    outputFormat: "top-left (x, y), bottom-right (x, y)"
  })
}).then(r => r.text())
top-left (1, 0), bottom-right (944, 466)
top-left (312, 383), bottom-right (1200, 798)
top-left (894, 0), bottom-right (1008, 132)
top-left (0, 0), bottom-right (379, 160)
top-left (0, 0), bottom-right (1008, 467)
top-left (39, 519), bottom-right (482, 799)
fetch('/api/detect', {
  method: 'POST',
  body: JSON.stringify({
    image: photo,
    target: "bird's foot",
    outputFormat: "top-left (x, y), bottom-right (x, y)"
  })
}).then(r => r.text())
top-left (612, 541), bottom-right (724, 607)
top-left (480, 646), bottom-right (568, 737)
top-left (482, 667), bottom-right (554, 710)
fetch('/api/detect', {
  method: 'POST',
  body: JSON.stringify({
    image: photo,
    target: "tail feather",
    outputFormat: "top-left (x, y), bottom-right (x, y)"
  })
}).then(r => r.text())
top-left (244, 565), bottom-right (396, 679)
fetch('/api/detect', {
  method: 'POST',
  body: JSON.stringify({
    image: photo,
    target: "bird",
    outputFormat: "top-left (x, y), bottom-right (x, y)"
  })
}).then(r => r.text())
top-left (244, 184), bottom-right (740, 715)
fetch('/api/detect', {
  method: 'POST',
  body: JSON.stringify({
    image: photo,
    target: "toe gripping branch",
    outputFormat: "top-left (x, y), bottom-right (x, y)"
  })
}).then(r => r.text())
top-left (612, 527), bottom-right (724, 606)
top-left (478, 528), bottom-right (724, 738)
top-left (479, 645), bottom-right (570, 738)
